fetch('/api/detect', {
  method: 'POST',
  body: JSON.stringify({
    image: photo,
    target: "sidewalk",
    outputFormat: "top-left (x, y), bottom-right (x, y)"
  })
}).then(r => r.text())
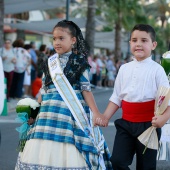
top-left (0, 98), bottom-right (20, 122)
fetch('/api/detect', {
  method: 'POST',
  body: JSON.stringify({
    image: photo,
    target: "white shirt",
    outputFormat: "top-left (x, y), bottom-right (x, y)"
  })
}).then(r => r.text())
top-left (110, 57), bottom-right (170, 107)
top-left (0, 47), bottom-right (16, 72)
top-left (14, 47), bottom-right (30, 73)
top-left (0, 57), bottom-right (4, 114)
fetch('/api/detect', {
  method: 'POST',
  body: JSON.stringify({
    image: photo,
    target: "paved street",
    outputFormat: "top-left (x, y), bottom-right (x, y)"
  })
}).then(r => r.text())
top-left (0, 87), bottom-right (170, 169)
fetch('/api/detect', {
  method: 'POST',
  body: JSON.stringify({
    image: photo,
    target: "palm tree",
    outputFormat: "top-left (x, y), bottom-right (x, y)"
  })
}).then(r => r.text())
top-left (144, 0), bottom-right (170, 28)
top-left (85, 0), bottom-right (96, 55)
top-left (0, 0), bottom-right (4, 47)
top-left (97, 0), bottom-right (147, 62)
top-left (144, 0), bottom-right (170, 55)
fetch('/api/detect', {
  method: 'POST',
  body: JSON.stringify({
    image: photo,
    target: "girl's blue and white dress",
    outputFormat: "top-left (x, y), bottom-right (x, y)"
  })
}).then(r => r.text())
top-left (15, 52), bottom-right (112, 170)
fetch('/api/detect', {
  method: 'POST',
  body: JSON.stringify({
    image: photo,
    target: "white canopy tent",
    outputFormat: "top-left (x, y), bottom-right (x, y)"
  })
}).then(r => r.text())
top-left (4, 0), bottom-right (128, 52)
top-left (4, 0), bottom-right (66, 14)
top-left (7, 18), bottom-right (87, 34)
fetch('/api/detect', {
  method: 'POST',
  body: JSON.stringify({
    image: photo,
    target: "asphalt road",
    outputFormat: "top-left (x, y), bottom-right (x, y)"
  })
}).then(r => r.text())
top-left (0, 88), bottom-right (169, 169)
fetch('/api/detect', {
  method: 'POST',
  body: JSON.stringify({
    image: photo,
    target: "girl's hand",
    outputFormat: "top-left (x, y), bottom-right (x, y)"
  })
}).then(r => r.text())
top-left (93, 113), bottom-right (109, 127)
top-left (28, 117), bottom-right (35, 125)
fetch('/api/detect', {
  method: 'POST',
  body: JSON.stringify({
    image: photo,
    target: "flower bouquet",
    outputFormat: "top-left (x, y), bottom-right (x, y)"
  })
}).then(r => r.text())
top-left (15, 98), bottom-right (40, 152)
top-left (161, 51), bottom-right (170, 82)
top-left (157, 51), bottom-right (170, 160)
top-left (138, 86), bottom-right (170, 154)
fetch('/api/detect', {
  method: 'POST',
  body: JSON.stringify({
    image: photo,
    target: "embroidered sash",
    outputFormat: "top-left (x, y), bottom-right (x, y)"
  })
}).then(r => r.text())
top-left (48, 54), bottom-right (106, 170)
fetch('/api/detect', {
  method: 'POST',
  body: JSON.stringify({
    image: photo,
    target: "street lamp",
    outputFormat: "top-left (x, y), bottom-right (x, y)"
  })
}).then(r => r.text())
top-left (66, 0), bottom-right (78, 20)
top-left (66, 0), bottom-right (70, 20)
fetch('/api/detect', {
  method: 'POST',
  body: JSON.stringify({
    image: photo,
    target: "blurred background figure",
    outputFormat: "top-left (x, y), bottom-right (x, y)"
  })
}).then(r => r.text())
top-left (31, 71), bottom-right (43, 99)
top-left (91, 55), bottom-right (98, 87)
top-left (23, 44), bottom-right (32, 98)
top-left (106, 56), bottom-right (117, 87)
top-left (101, 55), bottom-right (108, 87)
top-left (0, 56), bottom-right (4, 144)
top-left (96, 55), bottom-right (104, 87)
top-left (0, 39), bottom-right (16, 102)
top-left (29, 41), bottom-right (38, 83)
top-left (10, 39), bottom-right (30, 99)
top-left (87, 55), bottom-right (93, 83)
top-left (0, 56), bottom-right (4, 114)
top-left (37, 44), bottom-right (48, 73)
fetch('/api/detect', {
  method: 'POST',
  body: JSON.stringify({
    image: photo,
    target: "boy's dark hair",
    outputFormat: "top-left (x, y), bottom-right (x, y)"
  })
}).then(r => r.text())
top-left (130, 24), bottom-right (156, 42)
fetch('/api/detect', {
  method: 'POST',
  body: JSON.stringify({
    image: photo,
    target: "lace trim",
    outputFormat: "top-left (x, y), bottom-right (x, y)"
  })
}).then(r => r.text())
top-left (15, 156), bottom-right (88, 170)
top-left (38, 53), bottom-right (90, 87)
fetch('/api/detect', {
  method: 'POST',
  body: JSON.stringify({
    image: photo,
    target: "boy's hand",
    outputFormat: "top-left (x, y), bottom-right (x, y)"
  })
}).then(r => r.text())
top-left (152, 115), bottom-right (168, 128)
top-left (93, 113), bottom-right (109, 127)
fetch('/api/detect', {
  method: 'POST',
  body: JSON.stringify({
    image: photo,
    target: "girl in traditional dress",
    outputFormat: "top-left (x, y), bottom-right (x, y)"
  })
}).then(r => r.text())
top-left (15, 20), bottom-right (112, 170)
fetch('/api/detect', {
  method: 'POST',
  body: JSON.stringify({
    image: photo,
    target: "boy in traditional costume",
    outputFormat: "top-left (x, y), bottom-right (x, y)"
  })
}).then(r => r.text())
top-left (15, 20), bottom-right (112, 170)
top-left (96, 24), bottom-right (170, 170)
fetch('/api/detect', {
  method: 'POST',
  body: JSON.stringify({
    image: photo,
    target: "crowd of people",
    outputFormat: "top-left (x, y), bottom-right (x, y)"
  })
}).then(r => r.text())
top-left (88, 54), bottom-right (127, 88)
top-left (0, 39), bottom-right (54, 102)
top-left (0, 37), bottom-right (128, 103)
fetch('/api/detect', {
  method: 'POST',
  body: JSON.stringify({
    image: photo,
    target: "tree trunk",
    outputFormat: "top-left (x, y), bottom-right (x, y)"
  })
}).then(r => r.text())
top-left (0, 0), bottom-right (4, 47)
top-left (85, 0), bottom-right (96, 55)
top-left (114, 20), bottom-right (121, 62)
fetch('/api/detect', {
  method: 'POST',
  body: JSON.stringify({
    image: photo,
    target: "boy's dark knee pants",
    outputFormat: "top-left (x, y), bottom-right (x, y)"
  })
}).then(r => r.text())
top-left (110, 119), bottom-right (161, 170)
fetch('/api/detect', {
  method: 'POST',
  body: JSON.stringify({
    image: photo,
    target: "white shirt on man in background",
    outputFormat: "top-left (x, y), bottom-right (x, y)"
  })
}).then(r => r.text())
top-left (0, 47), bottom-right (16, 72)
top-left (0, 57), bottom-right (4, 114)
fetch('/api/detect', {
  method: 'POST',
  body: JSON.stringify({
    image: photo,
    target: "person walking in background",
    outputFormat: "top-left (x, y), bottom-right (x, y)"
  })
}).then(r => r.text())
top-left (96, 55), bottom-right (104, 87)
top-left (31, 71), bottom-right (42, 99)
top-left (15, 20), bottom-right (112, 170)
top-left (10, 39), bottom-right (30, 99)
top-left (101, 55), bottom-right (108, 87)
top-left (23, 44), bottom-right (32, 98)
top-left (29, 41), bottom-right (37, 83)
top-left (91, 55), bottom-right (99, 86)
top-left (96, 24), bottom-right (170, 170)
top-left (106, 56), bottom-right (116, 87)
top-left (0, 39), bottom-right (16, 101)
top-left (0, 56), bottom-right (4, 144)
top-left (37, 44), bottom-right (48, 73)
top-left (0, 56), bottom-right (4, 114)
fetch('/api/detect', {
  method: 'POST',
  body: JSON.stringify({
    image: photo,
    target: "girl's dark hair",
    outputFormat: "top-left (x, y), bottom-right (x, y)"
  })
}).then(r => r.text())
top-left (130, 24), bottom-right (156, 42)
top-left (39, 44), bottom-right (46, 52)
top-left (53, 20), bottom-right (89, 58)
top-left (12, 38), bottom-right (24, 48)
top-left (24, 44), bottom-right (31, 50)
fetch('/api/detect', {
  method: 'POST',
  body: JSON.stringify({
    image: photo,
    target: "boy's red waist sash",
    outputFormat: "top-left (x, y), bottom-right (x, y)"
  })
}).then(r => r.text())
top-left (122, 100), bottom-right (155, 122)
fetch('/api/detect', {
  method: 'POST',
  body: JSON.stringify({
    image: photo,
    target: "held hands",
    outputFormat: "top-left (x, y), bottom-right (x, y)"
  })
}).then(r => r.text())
top-left (93, 112), bottom-right (109, 127)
